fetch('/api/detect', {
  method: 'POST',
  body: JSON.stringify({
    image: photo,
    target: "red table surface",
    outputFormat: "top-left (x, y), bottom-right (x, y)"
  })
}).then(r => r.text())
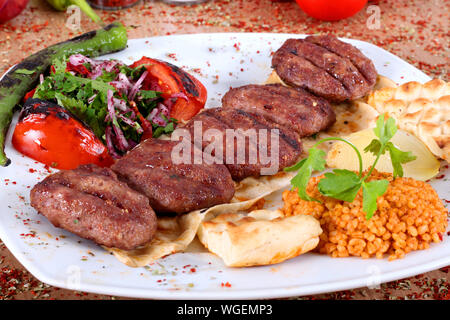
top-left (0, 0), bottom-right (448, 300)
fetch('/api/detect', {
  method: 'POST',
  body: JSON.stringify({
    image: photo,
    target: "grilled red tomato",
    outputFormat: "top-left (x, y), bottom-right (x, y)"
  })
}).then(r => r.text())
top-left (130, 57), bottom-right (207, 122)
top-left (12, 99), bottom-right (113, 170)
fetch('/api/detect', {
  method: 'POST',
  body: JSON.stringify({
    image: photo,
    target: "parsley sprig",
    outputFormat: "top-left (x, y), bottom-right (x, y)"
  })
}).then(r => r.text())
top-left (285, 114), bottom-right (416, 219)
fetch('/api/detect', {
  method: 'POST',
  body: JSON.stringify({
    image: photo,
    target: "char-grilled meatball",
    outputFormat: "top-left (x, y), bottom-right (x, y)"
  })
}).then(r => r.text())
top-left (111, 139), bottom-right (235, 214)
top-left (184, 107), bottom-right (303, 180)
top-left (272, 35), bottom-right (377, 102)
top-left (30, 164), bottom-right (157, 250)
top-left (222, 84), bottom-right (335, 137)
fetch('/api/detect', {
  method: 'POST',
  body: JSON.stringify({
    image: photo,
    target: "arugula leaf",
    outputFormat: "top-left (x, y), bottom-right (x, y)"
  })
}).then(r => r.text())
top-left (65, 73), bottom-right (115, 96)
top-left (318, 169), bottom-right (362, 202)
top-left (34, 77), bottom-right (56, 100)
top-left (163, 122), bottom-right (175, 134)
top-left (118, 64), bottom-right (147, 80)
top-left (153, 126), bottom-right (165, 138)
top-left (96, 70), bottom-right (118, 82)
top-left (138, 90), bottom-right (161, 100)
top-left (385, 142), bottom-right (417, 178)
top-left (288, 148), bottom-right (326, 202)
top-left (62, 76), bottom-right (80, 93)
top-left (51, 56), bottom-right (67, 73)
top-left (76, 82), bottom-right (95, 101)
top-left (362, 180), bottom-right (389, 219)
top-left (55, 92), bottom-right (105, 138)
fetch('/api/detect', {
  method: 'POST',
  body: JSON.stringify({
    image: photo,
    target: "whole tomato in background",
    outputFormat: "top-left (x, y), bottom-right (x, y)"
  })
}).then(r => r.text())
top-left (0, 0), bottom-right (29, 23)
top-left (295, 0), bottom-right (368, 21)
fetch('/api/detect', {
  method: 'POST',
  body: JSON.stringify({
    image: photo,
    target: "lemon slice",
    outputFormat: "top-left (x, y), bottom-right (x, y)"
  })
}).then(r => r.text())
top-left (326, 129), bottom-right (441, 181)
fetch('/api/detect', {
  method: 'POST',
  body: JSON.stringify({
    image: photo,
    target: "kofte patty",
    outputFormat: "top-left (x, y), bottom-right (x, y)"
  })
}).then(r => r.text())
top-left (30, 164), bottom-right (157, 250)
top-left (221, 84), bottom-right (336, 138)
top-left (183, 107), bottom-right (303, 181)
top-left (111, 139), bottom-right (235, 214)
top-left (272, 35), bottom-right (377, 102)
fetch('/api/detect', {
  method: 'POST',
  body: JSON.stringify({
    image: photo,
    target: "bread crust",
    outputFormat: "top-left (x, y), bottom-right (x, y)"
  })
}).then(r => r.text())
top-left (367, 79), bottom-right (450, 161)
top-left (198, 210), bottom-right (322, 267)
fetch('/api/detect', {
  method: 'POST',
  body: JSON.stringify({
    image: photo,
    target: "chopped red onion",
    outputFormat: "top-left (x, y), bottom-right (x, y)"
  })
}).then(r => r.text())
top-left (158, 103), bottom-right (170, 117)
top-left (105, 126), bottom-right (121, 159)
top-left (113, 97), bottom-right (128, 112)
top-left (69, 54), bottom-right (93, 66)
top-left (87, 94), bottom-right (97, 104)
top-left (167, 92), bottom-right (189, 101)
top-left (128, 70), bottom-right (148, 101)
top-left (117, 114), bottom-right (144, 134)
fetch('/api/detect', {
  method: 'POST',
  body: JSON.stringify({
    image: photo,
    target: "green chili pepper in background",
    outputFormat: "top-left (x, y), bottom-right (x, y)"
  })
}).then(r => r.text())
top-left (0, 22), bottom-right (128, 166)
top-left (46, 0), bottom-right (103, 25)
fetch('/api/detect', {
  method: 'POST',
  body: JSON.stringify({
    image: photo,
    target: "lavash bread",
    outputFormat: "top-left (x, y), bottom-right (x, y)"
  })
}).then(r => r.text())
top-left (367, 79), bottom-right (450, 161)
top-left (198, 209), bottom-right (322, 267)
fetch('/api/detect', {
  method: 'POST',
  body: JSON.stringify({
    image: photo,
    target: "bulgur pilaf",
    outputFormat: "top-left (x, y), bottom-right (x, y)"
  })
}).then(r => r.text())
top-left (281, 170), bottom-right (448, 261)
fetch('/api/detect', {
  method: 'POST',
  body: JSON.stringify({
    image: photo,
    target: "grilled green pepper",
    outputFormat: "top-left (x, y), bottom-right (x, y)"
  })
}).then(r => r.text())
top-left (46, 0), bottom-right (103, 25)
top-left (0, 22), bottom-right (128, 166)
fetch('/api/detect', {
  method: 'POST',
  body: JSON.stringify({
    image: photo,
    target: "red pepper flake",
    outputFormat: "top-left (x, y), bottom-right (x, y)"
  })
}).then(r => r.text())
top-left (221, 282), bottom-right (232, 288)
top-left (28, 168), bottom-right (36, 173)
top-left (166, 53), bottom-right (177, 60)
top-left (31, 21), bottom-right (48, 33)
top-left (190, 268), bottom-right (196, 273)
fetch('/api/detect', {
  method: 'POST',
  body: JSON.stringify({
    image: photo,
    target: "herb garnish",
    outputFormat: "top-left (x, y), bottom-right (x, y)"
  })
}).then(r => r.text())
top-left (32, 55), bottom-right (179, 157)
top-left (285, 114), bottom-right (416, 219)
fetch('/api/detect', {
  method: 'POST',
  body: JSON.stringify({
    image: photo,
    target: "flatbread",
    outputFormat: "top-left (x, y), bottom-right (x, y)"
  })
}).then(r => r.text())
top-left (198, 209), bottom-right (322, 267)
top-left (105, 172), bottom-right (294, 267)
top-left (366, 79), bottom-right (450, 161)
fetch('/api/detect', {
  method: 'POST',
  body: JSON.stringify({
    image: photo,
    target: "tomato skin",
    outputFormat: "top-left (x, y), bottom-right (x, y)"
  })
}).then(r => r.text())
top-left (23, 87), bottom-right (36, 103)
top-left (295, 0), bottom-right (368, 21)
top-left (130, 57), bottom-right (207, 122)
top-left (12, 99), bottom-right (113, 170)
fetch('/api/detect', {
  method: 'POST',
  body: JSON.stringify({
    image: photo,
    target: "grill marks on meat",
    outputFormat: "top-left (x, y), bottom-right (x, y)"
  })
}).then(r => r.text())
top-left (272, 35), bottom-right (377, 102)
top-left (183, 107), bottom-right (303, 180)
top-left (111, 139), bottom-right (235, 214)
top-left (305, 34), bottom-right (378, 86)
top-left (221, 84), bottom-right (336, 138)
top-left (30, 164), bottom-right (157, 250)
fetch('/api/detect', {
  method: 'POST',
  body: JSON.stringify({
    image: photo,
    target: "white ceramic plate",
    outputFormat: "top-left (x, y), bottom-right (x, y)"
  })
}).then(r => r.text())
top-left (0, 33), bottom-right (448, 300)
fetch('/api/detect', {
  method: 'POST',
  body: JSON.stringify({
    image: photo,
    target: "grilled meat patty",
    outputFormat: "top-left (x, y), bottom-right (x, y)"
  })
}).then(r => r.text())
top-left (111, 139), bottom-right (235, 214)
top-left (221, 84), bottom-right (335, 138)
top-left (183, 107), bottom-right (303, 180)
top-left (305, 34), bottom-right (378, 87)
top-left (30, 164), bottom-right (157, 250)
top-left (272, 35), bottom-right (377, 102)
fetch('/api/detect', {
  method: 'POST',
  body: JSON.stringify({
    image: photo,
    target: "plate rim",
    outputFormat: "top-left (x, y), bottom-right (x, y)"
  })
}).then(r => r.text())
top-left (0, 32), bottom-right (447, 300)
